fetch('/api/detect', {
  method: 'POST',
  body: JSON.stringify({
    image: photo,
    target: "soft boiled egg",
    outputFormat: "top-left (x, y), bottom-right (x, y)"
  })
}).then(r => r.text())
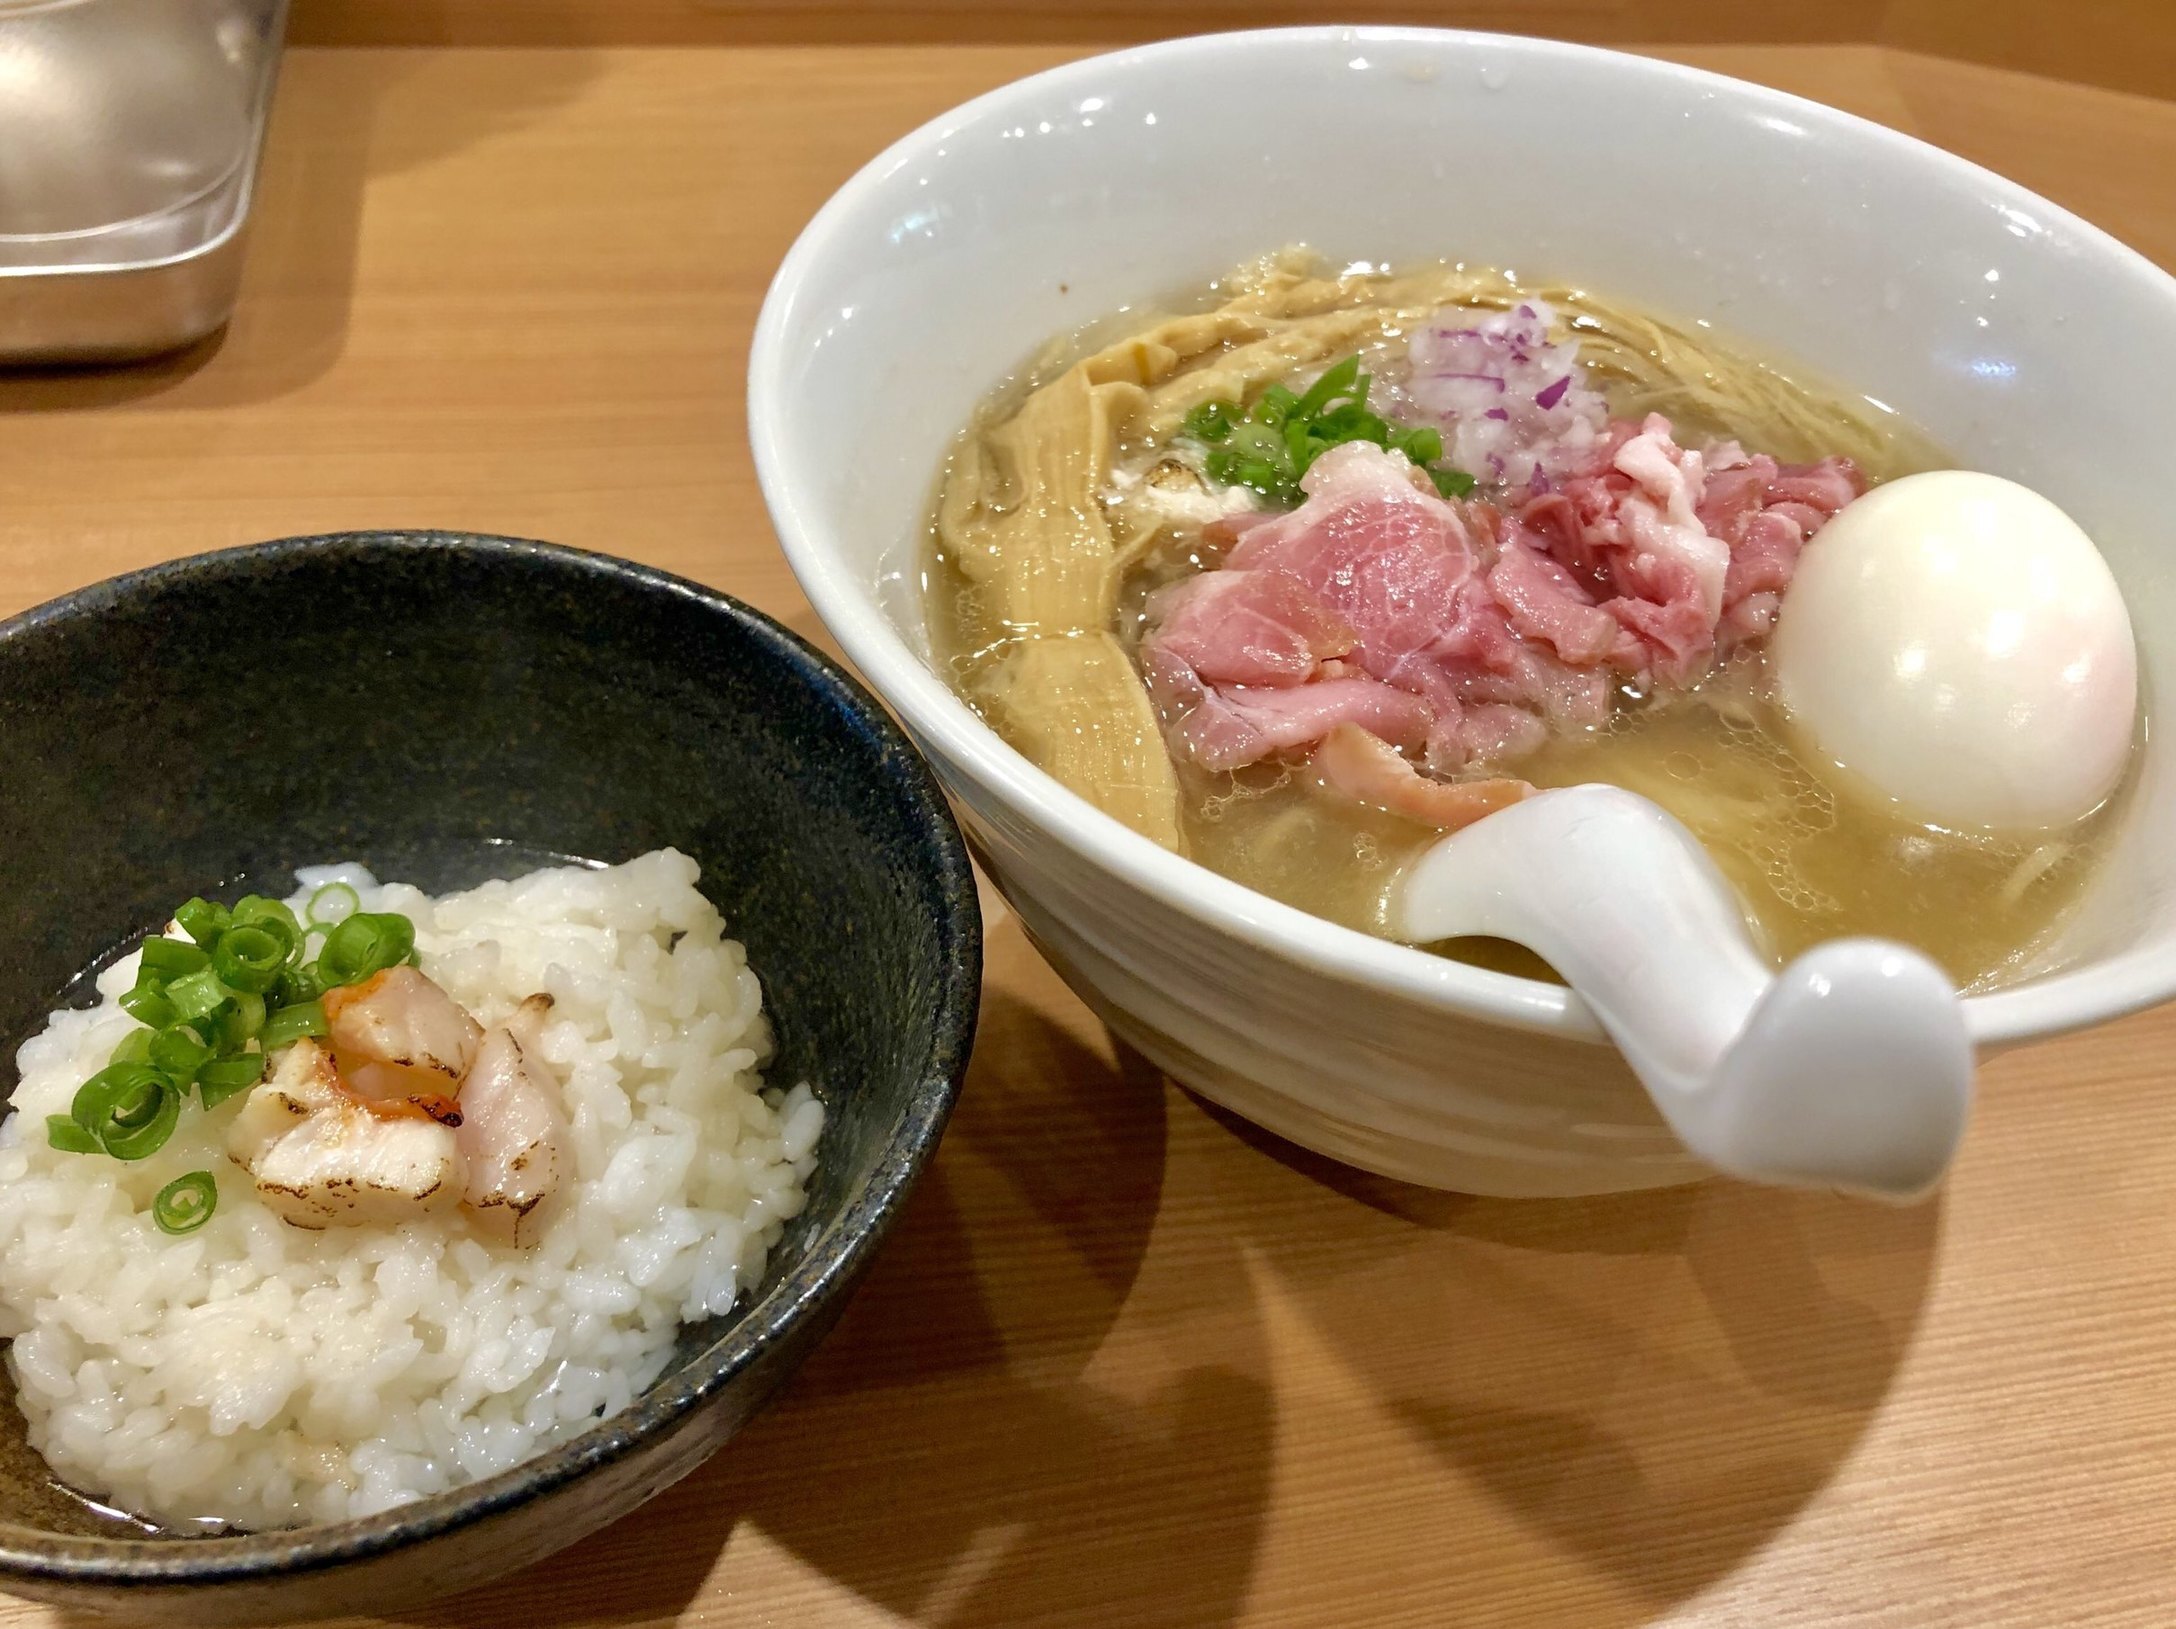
top-left (1769, 470), bottom-right (2137, 833)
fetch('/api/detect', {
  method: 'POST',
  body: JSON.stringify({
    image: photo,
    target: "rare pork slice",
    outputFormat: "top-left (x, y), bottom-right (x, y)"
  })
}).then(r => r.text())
top-left (1143, 651), bottom-right (1434, 773)
top-left (1142, 567), bottom-right (1358, 688)
top-left (1517, 415), bottom-right (1864, 681)
top-left (1208, 445), bottom-right (1611, 744)
top-left (1512, 415), bottom-right (1728, 685)
top-left (1134, 421), bottom-right (1863, 827)
top-left (1482, 524), bottom-right (1641, 669)
top-left (1219, 441), bottom-right (1483, 702)
top-left (1138, 442), bottom-right (1594, 809)
top-left (1311, 725), bottom-right (1529, 830)
top-left (1697, 444), bottom-right (1864, 648)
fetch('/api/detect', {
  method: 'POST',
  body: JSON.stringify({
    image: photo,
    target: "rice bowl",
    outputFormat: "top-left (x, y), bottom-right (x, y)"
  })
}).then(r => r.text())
top-left (0, 530), bottom-right (977, 1615)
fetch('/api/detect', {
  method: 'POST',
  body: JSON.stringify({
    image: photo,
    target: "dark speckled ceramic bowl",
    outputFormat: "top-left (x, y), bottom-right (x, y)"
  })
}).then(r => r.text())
top-left (0, 533), bottom-right (981, 1620)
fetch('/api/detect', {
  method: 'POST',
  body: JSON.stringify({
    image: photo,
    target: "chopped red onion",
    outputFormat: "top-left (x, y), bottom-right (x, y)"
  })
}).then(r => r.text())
top-left (1393, 299), bottom-right (1610, 492)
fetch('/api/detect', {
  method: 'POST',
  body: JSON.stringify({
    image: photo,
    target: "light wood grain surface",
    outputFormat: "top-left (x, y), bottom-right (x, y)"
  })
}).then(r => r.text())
top-left (2, 36), bottom-right (2174, 1629)
top-left (282, 0), bottom-right (2176, 101)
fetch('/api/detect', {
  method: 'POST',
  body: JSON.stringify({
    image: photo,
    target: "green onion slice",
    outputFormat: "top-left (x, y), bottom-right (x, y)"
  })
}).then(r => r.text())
top-left (199, 995), bottom-right (263, 1058)
top-left (152, 1171), bottom-right (217, 1236)
top-left (139, 937), bottom-right (210, 979)
top-left (172, 897), bottom-right (230, 947)
top-left (230, 990), bottom-right (266, 1041)
top-left (1181, 399), bottom-right (1236, 442)
top-left (71, 1064), bottom-right (182, 1160)
top-left (275, 962), bottom-right (326, 1007)
top-left (1256, 384), bottom-right (1300, 425)
top-left (258, 1000), bottom-right (326, 1051)
top-left (1282, 416), bottom-right (1311, 469)
top-left (306, 882), bottom-right (361, 927)
top-left (46, 1115), bottom-right (99, 1154)
top-left (197, 1053), bottom-right (267, 1109)
top-left (231, 895), bottom-right (303, 942)
top-left (119, 984), bottom-right (179, 1030)
top-left (164, 967), bottom-right (232, 1023)
top-left (148, 1025), bottom-right (211, 1084)
top-left (1179, 354), bottom-right (1475, 509)
top-left (1398, 426), bottom-right (1444, 465)
top-left (71, 897), bottom-right (424, 1155)
top-left (1295, 354), bottom-right (1362, 420)
top-left (72, 1062), bottom-right (158, 1134)
top-left (212, 923), bottom-right (291, 994)
top-left (317, 912), bottom-right (415, 988)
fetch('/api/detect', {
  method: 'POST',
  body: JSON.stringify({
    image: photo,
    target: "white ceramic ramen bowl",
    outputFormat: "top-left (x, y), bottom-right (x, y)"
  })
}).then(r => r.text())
top-left (751, 26), bottom-right (2176, 1196)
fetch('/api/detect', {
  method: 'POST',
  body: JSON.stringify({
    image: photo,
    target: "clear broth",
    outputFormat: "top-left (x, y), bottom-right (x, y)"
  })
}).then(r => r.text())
top-left (925, 264), bottom-right (2123, 990)
top-left (1169, 668), bottom-right (2117, 990)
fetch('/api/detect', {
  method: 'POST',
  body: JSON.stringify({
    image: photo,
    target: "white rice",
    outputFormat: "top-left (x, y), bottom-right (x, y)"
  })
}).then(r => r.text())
top-left (0, 849), bottom-right (822, 1532)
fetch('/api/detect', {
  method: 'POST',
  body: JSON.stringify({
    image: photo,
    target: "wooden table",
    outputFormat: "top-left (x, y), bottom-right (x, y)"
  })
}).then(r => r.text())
top-left (3, 34), bottom-right (2173, 1629)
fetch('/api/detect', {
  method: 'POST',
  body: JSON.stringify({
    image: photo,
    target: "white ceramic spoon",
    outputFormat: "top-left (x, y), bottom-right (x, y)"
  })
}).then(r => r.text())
top-left (1386, 785), bottom-right (1972, 1200)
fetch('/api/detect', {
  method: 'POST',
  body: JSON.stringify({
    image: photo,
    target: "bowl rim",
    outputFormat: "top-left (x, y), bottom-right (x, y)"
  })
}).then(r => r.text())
top-left (0, 531), bottom-right (983, 1586)
top-left (750, 22), bottom-right (2176, 1052)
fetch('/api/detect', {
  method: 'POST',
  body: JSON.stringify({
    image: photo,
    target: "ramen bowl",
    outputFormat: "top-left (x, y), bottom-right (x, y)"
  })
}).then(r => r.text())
top-left (752, 27), bottom-right (2176, 1196)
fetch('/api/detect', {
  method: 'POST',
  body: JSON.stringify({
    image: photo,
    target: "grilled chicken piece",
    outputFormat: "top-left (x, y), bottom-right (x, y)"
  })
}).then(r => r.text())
top-left (456, 994), bottom-right (568, 1245)
top-left (323, 966), bottom-right (483, 1122)
top-left (225, 1039), bottom-right (463, 1229)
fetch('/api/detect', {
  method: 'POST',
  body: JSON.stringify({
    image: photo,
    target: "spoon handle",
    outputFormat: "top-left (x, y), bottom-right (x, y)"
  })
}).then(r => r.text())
top-left (1388, 785), bottom-right (1972, 1198)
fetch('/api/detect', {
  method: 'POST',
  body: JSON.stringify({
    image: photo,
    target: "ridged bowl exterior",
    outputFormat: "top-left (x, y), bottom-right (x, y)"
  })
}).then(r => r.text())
top-left (753, 27), bottom-right (2176, 1197)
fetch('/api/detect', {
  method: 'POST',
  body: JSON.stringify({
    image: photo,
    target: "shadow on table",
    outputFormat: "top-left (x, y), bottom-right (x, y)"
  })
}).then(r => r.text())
top-left (462, 984), bottom-right (1925, 1628)
top-left (0, 49), bottom-right (597, 418)
top-left (1202, 1102), bottom-right (1940, 1617)
top-left (390, 966), bottom-right (1274, 1629)
top-left (160, 944), bottom-right (1928, 1629)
